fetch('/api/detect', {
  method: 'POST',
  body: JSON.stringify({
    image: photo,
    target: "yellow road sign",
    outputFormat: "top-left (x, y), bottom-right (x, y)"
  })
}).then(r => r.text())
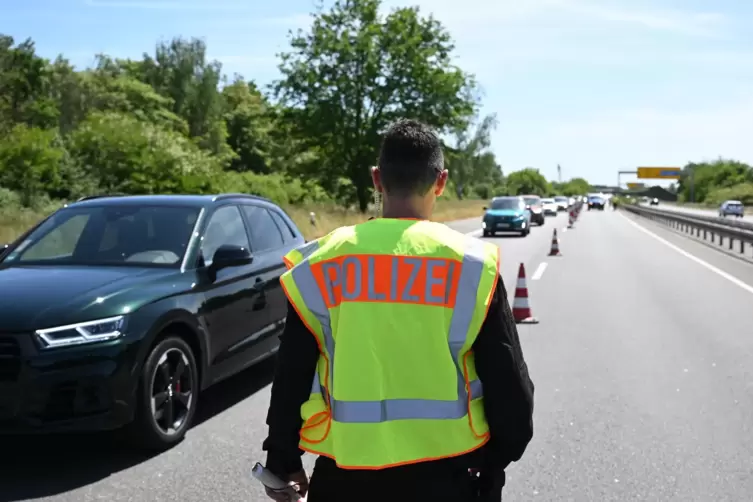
top-left (626, 182), bottom-right (645, 189)
top-left (637, 167), bottom-right (681, 179)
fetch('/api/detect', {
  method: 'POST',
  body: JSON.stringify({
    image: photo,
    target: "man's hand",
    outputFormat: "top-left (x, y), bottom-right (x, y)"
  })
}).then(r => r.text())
top-left (264, 469), bottom-right (309, 501)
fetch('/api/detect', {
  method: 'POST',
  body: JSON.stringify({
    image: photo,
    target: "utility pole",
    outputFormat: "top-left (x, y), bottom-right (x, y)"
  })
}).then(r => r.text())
top-left (557, 164), bottom-right (562, 184)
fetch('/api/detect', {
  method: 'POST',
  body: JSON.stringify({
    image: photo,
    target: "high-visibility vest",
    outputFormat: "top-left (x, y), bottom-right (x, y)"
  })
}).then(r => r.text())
top-left (279, 218), bottom-right (500, 469)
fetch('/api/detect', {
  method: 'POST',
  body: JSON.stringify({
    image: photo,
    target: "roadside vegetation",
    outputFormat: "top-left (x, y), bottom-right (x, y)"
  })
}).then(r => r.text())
top-left (675, 159), bottom-right (753, 207)
top-left (0, 0), bottom-right (592, 243)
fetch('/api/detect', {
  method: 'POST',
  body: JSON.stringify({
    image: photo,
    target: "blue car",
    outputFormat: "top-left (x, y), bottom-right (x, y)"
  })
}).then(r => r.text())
top-left (719, 200), bottom-right (744, 218)
top-left (482, 196), bottom-right (531, 237)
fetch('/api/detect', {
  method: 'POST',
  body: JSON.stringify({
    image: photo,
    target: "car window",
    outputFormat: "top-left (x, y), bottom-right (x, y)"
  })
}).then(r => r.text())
top-left (241, 205), bottom-right (285, 252)
top-left (17, 214), bottom-right (90, 261)
top-left (7, 206), bottom-right (199, 267)
top-left (201, 206), bottom-right (250, 266)
top-left (269, 209), bottom-right (296, 242)
top-left (490, 198), bottom-right (523, 210)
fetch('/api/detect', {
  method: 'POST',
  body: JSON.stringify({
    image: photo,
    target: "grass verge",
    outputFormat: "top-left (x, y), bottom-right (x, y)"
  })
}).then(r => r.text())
top-left (0, 199), bottom-right (485, 244)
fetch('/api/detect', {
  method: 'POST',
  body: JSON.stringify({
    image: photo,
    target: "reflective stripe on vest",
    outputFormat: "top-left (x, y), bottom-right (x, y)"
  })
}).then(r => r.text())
top-left (290, 237), bottom-right (488, 424)
top-left (284, 240), bottom-right (322, 269)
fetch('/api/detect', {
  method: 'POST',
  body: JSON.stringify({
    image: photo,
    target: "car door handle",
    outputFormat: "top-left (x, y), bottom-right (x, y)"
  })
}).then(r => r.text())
top-left (253, 278), bottom-right (266, 291)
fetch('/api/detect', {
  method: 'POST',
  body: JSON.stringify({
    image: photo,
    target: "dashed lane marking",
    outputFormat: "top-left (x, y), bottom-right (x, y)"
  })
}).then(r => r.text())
top-left (531, 262), bottom-right (548, 280)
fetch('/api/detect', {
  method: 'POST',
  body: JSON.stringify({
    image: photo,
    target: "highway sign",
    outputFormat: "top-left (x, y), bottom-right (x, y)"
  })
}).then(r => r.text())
top-left (626, 182), bottom-right (645, 189)
top-left (637, 167), bottom-right (681, 179)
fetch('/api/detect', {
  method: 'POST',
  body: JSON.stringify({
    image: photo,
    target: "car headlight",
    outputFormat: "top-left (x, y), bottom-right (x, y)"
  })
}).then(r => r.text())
top-left (35, 315), bottom-right (126, 349)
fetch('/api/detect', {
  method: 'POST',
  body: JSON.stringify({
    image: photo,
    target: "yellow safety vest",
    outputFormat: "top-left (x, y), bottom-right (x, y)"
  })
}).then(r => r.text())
top-left (279, 218), bottom-right (499, 469)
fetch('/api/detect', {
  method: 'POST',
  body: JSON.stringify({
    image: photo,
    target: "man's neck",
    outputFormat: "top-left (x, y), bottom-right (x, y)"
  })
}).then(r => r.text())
top-left (381, 198), bottom-right (431, 220)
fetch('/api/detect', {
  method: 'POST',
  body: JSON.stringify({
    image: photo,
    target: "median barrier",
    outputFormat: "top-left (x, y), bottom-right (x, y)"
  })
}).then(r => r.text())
top-left (622, 204), bottom-right (753, 259)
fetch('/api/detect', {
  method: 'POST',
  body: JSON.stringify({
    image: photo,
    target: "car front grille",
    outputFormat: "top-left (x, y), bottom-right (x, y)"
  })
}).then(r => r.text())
top-left (0, 337), bottom-right (21, 382)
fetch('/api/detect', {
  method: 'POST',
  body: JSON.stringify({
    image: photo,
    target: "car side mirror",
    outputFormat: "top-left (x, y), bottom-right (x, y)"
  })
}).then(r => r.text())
top-left (209, 244), bottom-right (252, 274)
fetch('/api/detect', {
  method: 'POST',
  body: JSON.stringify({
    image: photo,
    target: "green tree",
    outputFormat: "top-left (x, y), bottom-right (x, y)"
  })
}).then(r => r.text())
top-left (445, 113), bottom-right (500, 198)
top-left (222, 77), bottom-right (276, 173)
top-left (506, 167), bottom-right (551, 196)
top-left (274, 0), bottom-right (477, 210)
top-left (137, 38), bottom-right (233, 163)
top-left (67, 112), bottom-right (219, 194)
top-left (0, 35), bottom-right (58, 132)
top-left (0, 125), bottom-right (65, 205)
top-left (561, 177), bottom-right (590, 195)
top-left (678, 158), bottom-right (752, 203)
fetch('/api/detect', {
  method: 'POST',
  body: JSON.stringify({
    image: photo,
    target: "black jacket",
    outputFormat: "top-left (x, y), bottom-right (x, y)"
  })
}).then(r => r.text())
top-left (263, 274), bottom-right (534, 480)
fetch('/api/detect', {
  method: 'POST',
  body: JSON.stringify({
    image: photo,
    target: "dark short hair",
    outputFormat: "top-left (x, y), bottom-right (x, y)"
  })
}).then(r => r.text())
top-left (378, 119), bottom-right (444, 197)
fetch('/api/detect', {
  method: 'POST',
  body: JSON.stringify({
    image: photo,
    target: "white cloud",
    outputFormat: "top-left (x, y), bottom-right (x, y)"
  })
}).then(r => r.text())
top-left (379, 0), bottom-right (727, 38)
top-left (84, 0), bottom-right (255, 11)
top-left (550, 0), bottom-right (727, 38)
top-left (259, 14), bottom-right (315, 29)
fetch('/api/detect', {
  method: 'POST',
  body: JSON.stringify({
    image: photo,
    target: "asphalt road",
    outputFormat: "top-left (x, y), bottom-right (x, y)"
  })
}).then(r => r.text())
top-left (5, 208), bottom-right (753, 501)
top-left (647, 202), bottom-right (753, 222)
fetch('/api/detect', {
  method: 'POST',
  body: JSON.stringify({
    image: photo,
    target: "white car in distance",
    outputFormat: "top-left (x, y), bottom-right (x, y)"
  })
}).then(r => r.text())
top-left (541, 198), bottom-right (559, 216)
top-left (554, 196), bottom-right (569, 211)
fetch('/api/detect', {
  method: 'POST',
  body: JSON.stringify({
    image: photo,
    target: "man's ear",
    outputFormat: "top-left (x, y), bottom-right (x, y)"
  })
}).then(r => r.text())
top-left (434, 169), bottom-right (449, 196)
top-left (371, 166), bottom-right (384, 193)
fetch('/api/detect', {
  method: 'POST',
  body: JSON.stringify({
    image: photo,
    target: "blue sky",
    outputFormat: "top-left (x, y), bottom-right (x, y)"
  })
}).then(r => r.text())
top-left (5, 0), bottom-right (753, 185)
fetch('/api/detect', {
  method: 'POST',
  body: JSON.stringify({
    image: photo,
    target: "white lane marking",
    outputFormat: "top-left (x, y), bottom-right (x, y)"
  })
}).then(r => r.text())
top-left (465, 229), bottom-right (482, 236)
top-left (531, 262), bottom-right (548, 280)
top-left (619, 212), bottom-right (753, 296)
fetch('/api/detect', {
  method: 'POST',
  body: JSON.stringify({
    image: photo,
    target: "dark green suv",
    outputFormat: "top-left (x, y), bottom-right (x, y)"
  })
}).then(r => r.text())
top-left (0, 194), bottom-right (304, 449)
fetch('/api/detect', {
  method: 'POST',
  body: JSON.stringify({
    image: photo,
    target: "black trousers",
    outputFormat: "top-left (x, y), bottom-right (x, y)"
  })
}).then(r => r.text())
top-left (306, 456), bottom-right (503, 502)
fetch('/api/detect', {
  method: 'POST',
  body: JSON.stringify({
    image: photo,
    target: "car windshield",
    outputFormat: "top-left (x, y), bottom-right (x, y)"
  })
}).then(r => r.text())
top-left (541, 199), bottom-right (555, 204)
top-left (490, 198), bottom-right (524, 210)
top-left (523, 197), bottom-right (540, 205)
top-left (589, 197), bottom-right (603, 202)
top-left (726, 202), bottom-right (743, 208)
top-left (1, 205), bottom-right (201, 268)
top-left (554, 196), bottom-right (567, 202)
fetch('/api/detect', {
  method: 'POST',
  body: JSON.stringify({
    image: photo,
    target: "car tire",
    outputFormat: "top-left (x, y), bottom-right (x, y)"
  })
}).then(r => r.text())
top-left (482, 230), bottom-right (490, 237)
top-left (130, 335), bottom-right (200, 451)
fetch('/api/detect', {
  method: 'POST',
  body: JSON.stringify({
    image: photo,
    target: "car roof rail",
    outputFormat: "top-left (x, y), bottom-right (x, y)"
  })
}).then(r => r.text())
top-left (75, 194), bottom-right (125, 202)
top-left (214, 193), bottom-right (271, 202)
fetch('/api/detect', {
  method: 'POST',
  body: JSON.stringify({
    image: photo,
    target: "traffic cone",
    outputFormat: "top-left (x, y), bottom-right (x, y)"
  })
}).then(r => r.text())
top-left (548, 229), bottom-right (561, 256)
top-left (512, 263), bottom-right (539, 324)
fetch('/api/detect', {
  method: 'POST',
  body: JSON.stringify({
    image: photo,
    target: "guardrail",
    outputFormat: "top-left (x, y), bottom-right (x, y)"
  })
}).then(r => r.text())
top-left (622, 204), bottom-right (753, 258)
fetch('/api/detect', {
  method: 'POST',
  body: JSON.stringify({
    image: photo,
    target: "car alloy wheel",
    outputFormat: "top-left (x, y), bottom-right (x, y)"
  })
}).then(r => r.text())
top-left (150, 347), bottom-right (194, 436)
top-left (132, 335), bottom-right (199, 450)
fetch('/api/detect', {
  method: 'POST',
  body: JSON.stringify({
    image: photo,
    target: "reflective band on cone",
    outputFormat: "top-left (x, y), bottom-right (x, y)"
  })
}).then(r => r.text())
top-left (512, 263), bottom-right (539, 324)
top-left (549, 229), bottom-right (561, 256)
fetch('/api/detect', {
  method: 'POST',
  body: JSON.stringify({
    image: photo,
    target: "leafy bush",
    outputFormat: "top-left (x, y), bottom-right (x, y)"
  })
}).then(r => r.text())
top-left (705, 183), bottom-right (753, 206)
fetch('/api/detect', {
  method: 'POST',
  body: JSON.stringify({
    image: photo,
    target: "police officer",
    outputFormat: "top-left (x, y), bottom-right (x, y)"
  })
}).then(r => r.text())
top-left (262, 119), bottom-right (534, 502)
